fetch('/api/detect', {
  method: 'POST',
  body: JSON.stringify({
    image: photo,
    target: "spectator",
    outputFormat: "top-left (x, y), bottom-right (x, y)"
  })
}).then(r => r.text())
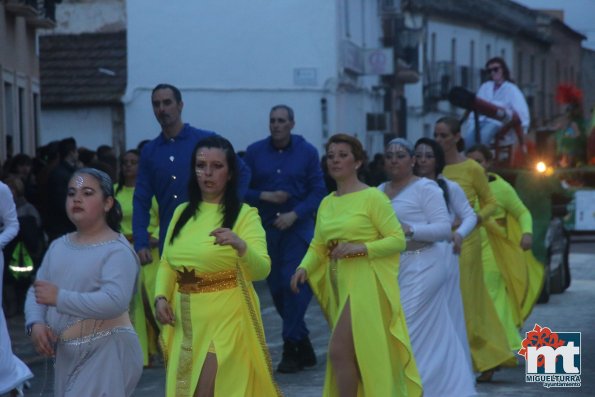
top-left (244, 105), bottom-right (326, 373)
top-left (132, 83), bottom-right (251, 262)
top-left (45, 137), bottom-right (78, 242)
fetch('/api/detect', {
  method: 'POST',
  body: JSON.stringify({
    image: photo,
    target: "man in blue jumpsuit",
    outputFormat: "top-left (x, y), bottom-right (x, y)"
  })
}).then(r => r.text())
top-left (132, 83), bottom-right (251, 262)
top-left (244, 105), bottom-right (326, 373)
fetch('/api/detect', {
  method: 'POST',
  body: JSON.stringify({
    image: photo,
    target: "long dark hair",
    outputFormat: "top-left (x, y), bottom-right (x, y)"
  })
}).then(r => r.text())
top-left (414, 138), bottom-right (450, 210)
top-left (486, 57), bottom-right (511, 82)
top-left (115, 149), bottom-right (140, 194)
top-left (169, 136), bottom-right (241, 243)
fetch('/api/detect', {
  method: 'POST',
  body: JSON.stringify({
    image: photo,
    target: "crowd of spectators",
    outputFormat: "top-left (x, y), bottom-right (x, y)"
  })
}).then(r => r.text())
top-left (0, 136), bottom-right (388, 318)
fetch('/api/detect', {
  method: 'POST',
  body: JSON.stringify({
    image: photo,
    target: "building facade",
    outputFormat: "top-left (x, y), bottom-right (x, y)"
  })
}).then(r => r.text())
top-left (381, 0), bottom-right (585, 143)
top-left (0, 0), bottom-right (56, 163)
top-left (124, 0), bottom-right (390, 154)
top-left (38, 0), bottom-right (126, 153)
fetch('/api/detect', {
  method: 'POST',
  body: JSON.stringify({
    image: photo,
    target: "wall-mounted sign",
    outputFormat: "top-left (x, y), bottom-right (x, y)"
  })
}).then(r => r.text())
top-left (293, 67), bottom-right (318, 86)
top-left (364, 48), bottom-right (394, 75)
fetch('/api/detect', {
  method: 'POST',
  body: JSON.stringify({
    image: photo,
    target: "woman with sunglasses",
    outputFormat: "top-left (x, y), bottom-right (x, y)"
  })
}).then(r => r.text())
top-left (464, 57), bottom-right (530, 147)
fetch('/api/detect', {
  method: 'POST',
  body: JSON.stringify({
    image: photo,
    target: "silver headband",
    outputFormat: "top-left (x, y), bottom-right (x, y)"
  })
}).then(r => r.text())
top-left (73, 168), bottom-right (114, 197)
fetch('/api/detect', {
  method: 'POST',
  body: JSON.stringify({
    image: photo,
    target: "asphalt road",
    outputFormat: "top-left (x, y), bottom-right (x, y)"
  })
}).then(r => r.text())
top-left (5, 238), bottom-right (594, 396)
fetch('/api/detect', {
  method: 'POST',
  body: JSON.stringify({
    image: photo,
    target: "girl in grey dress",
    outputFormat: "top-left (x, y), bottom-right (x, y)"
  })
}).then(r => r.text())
top-left (25, 168), bottom-right (143, 397)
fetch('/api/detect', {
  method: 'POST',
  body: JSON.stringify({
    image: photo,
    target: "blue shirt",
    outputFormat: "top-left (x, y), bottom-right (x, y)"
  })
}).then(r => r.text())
top-left (244, 134), bottom-right (326, 242)
top-left (132, 124), bottom-right (251, 252)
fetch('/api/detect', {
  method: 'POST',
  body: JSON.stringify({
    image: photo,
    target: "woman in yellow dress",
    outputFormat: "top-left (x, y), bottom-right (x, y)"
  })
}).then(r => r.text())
top-left (154, 136), bottom-right (281, 397)
top-left (435, 117), bottom-right (517, 381)
top-left (466, 144), bottom-right (544, 332)
top-left (291, 134), bottom-right (422, 397)
top-left (115, 149), bottom-right (161, 367)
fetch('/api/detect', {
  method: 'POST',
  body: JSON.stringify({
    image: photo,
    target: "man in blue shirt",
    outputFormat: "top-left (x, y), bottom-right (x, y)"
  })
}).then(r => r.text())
top-left (244, 105), bottom-right (326, 373)
top-left (132, 84), bottom-right (251, 262)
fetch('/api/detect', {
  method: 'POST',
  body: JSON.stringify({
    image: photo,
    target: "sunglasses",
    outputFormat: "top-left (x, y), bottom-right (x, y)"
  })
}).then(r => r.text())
top-left (488, 66), bottom-right (501, 74)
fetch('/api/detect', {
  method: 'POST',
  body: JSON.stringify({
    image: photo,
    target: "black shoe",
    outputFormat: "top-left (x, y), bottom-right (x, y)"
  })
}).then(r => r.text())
top-left (297, 336), bottom-right (317, 367)
top-left (277, 341), bottom-right (302, 373)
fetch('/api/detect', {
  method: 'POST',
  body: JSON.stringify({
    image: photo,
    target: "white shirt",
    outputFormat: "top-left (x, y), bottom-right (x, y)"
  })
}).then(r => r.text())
top-left (0, 182), bottom-right (19, 250)
top-left (475, 80), bottom-right (530, 129)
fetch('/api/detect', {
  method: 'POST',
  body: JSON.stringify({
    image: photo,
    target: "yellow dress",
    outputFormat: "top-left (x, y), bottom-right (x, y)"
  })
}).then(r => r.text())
top-left (156, 202), bottom-right (281, 397)
top-left (299, 188), bottom-right (422, 397)
top-left (482, 173), bottom-right (544, 329)
top-left (443, 160), bottom-right (517, 372)
top-left (115, 185), bottom-right (160, 366)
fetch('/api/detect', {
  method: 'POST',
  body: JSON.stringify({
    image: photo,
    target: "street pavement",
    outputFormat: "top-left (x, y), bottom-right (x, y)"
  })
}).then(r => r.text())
top-left (4, 238), bottom-right (594, 396)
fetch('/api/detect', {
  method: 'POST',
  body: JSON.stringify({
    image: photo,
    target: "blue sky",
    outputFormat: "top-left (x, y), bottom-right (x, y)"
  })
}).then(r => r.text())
top-left (513, 0), bottom-right (595, 50)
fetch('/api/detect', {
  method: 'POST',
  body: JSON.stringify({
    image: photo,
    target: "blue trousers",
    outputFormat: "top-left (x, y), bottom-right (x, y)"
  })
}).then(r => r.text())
top-left (265, 226), bottom-right (313, 342)
top-left (464, 120), bottom-right (501, 147)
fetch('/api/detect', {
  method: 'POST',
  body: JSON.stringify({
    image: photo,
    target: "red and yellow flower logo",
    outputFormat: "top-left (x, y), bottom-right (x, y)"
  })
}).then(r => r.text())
top-left (518, 324), bottom-right (566, 367)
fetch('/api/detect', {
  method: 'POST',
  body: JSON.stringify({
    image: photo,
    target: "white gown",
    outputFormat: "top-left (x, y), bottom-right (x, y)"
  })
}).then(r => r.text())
top-left (379, 178), bottom-right (476, 397)
top-left (0, 182), bottom-right (33, 395)
top-left (438, 176), bottom-right (477, 378)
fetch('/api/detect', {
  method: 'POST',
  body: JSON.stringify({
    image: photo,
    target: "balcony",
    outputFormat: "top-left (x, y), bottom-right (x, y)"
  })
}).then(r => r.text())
top-left (5, 0), bottom-right (57, 29)
top-left (5, 0), bottom-right (38, 17)
top-left (379, 0), bottom-right (402, 16)
top-left (424, 62), bottom-right (483, 101)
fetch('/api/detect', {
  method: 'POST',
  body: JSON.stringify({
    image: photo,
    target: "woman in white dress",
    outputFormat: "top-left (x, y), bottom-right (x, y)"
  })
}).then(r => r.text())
top-left (378, 138), bottom-right (476, 397)
top-left (414, 137), bottom-right (477, 378)
top-left (0, 180), bottom-right (33, 397)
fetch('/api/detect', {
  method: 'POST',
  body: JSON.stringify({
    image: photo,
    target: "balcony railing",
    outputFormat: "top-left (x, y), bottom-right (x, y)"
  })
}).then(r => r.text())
top-left (425, 62), bottom-right (483, 101)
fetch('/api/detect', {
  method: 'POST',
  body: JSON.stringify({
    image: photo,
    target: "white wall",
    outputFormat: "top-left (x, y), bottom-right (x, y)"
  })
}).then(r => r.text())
top-left (124, 0), bottom-right (384, 153)
top-left (42, 0), bottom-right (126, 34)
top-left (40, 106), bottom-right (114, 150)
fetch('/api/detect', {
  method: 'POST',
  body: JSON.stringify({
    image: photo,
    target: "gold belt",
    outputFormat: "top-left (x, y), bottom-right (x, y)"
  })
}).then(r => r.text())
top-left (176, 268), bottom-right (237, 294)
top-left (326, 240), bottom-right (367, 259)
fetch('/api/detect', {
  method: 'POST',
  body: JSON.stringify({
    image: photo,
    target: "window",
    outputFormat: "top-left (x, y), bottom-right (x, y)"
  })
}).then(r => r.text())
top-left (486, 44), bottom-right (491, 61)
top-left (4, 82), bottom-right (14, 154)
top-left (33, 92), bottom-right (40, 149)
top-left (470, 40), bottom-right (475, 90)
top-left (530, 55), bottom-right (535, 83)
top-left (431, 32), bottom-right (436, 64)
top-left (344, 0), bottom-right (351, 38)
top-left (18, 86), bottom-right (25, 154)
top-left (541, 58), bottom-right (547, 121)
top-left (517, 51), bottom-right (523, 86)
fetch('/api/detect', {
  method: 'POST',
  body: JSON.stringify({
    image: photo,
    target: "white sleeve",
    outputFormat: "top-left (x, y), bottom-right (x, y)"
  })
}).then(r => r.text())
top-left (508, 83), bottom-right (530, 129)
top-left (25, 243), bottom-right (53, 327)
top-left (0, 183), bottom-right (19, 249)
top-left (409, 182), bottom-right (452, 242)
top-left (447, 180), bottom-right (477, 238)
